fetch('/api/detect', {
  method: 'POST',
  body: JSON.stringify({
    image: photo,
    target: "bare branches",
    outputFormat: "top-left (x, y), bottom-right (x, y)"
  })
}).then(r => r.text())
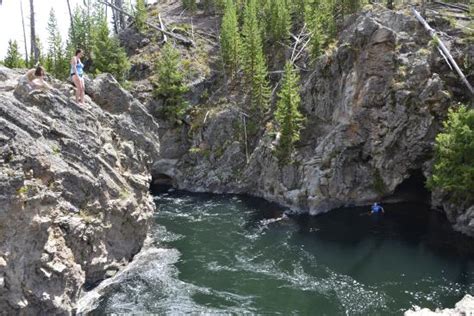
top-left (290, 24), bottom-right (311, 64)
top-left (98, 0), bottom-right (195, 47)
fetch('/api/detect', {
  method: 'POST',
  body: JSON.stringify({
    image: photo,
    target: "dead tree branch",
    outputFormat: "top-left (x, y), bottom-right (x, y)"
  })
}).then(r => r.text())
top-left (98, 0), bottom-right (195, 47)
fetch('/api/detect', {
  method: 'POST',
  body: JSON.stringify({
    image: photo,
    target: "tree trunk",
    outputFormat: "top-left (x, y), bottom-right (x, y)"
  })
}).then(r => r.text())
top-left (111, 0), bottom-right (125, 33)
top-left (67, 0), bottom-right (76, 45)
top-left (111, 4), bottom-right (119, 34)
top-left (20, 0), bottom-right (29, 65)
top-left (29, 0), bottom-right (39, 65)
top-left (412, 8), bottom-right (474, 96)
top-left (117, 0), bottom-right (125, 29)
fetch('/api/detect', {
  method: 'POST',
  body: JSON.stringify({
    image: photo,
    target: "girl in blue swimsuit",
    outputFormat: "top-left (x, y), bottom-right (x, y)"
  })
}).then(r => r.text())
top-left (70, 49), bottom-right (85, 105)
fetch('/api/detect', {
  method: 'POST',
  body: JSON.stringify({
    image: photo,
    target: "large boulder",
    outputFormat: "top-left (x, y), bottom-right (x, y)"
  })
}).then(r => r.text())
top-left (0, 68), bottom-right (160, 314)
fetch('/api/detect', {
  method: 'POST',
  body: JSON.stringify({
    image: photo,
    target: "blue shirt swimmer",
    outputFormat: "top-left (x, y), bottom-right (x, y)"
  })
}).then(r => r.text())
top-left (371, 202), bottom-right (385, 214)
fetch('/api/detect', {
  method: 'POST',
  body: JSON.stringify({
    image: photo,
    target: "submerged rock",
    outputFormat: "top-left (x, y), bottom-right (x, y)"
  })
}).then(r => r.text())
top-left (0, 67), bottom-right (160, 314)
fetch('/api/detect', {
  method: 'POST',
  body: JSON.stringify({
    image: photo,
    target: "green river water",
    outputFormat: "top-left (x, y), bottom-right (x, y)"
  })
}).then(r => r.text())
top-left (93, 188), bottom-right (474, 315)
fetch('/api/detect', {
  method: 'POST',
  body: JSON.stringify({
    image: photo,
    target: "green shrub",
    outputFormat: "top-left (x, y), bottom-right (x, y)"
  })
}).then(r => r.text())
top-left (153, 43), bottom-right (189, 122)
top-left (428, 105), bottom-right (474, 203)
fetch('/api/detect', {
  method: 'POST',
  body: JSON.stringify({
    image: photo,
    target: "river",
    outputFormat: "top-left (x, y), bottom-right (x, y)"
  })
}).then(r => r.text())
top-left (91, 187), bottom-right (474, 315)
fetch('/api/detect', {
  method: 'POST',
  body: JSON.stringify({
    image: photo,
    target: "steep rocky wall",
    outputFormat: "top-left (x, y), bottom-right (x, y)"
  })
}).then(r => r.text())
top-left (152, 8), bottom-right (473, 234)
top-left (0, 68), bottom-right (160, 313)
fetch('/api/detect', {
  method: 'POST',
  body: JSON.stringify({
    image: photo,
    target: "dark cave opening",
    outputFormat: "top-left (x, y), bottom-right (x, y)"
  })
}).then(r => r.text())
top-left (151, 173), bottom-right (174, 192)
top-left (388, 169), bottom-right (431, 204)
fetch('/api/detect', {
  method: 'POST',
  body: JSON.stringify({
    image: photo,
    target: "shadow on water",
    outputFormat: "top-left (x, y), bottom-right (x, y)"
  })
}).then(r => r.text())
top-left (152, 183), bottom-right (474, 259)
top-left (294, 203), bottom-right (474, 259)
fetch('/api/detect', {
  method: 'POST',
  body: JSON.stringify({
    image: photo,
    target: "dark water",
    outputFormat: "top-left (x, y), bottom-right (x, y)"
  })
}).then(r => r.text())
top-left (93, 189), bottom-right (474, 315)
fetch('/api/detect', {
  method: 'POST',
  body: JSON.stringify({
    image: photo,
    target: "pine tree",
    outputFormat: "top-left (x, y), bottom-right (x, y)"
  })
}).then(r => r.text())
top-left (68, 6), bottom-right (91, 62)
top-left (305, 0), bottom-right (336, 59)
top-left (3, 40), bottom-right (25, 68)
top-left (67, 3), bottom-right (110, 72)
top-left (91, 16), bottom-right (130, 82)
top-left (275, 61), bottom-right (304, 164)
top-left (46, 8), bottom-right (68, 79)
top-left (220, 0), bottom-right (241, 77)
top-left (153, 43), bottom-right (189, 121)
top-left (428, 106), bottom-right (474, 204)
top-left (268, 0), bottom-right (291, 44)
top-left (242, 0), bottom-right (270, 115)
top-left (135, 0), bottom-right (148, 32)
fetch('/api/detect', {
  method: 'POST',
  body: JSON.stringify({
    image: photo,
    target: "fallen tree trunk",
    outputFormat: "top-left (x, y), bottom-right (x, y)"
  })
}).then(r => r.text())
top-left (432, 1), bottom-right (469, 13)
top-left (158, 13), bottom-right (168, 43)
top-left (412, 8), bottom-right (473, 96)
top-left (98, 0), bottom-right (195, 47)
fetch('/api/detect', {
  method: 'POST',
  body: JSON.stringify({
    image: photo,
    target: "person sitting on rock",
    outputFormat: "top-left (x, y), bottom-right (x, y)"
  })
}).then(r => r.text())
top-left (370, 202), bottom-right (385, 214)
top-left (25, 65), bottom-right (53, 90)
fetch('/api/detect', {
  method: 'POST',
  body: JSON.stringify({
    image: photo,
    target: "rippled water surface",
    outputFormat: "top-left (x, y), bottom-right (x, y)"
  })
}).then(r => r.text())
top-left (93, 189), bottom-right (474, 315)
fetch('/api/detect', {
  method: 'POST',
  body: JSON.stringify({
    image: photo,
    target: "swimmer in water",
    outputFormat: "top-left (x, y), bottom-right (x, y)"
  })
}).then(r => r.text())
top-left (370, 202), bottom-right (385, 215)
top-left (259, 210), bottom-right (292, 226)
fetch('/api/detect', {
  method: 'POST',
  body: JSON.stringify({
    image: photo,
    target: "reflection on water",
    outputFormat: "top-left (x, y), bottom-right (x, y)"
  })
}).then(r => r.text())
top-left (92, 188), bottom-right (474, 315)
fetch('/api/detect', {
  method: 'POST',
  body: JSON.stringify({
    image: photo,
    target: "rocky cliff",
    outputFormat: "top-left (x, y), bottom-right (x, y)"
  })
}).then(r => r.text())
top-left (142, 5), bottom-right (473, 234)
top-left (0, 67), bottom-right (160, 313)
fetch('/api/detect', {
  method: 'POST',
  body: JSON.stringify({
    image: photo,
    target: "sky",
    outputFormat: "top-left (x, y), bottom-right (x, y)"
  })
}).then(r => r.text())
top-left (0, 0), bottom-right (84, 59)
top-left (0, 0), bottom-right (154, 60)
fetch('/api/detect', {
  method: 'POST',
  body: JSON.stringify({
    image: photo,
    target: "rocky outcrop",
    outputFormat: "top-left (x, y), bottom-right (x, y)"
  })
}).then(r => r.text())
top-left (152, 7), bottom-right (472, 233)
top-left (0, 67), bottom-right (160, 314)
top-left (431, 187), bottom-right (474, 237)
top-left (405, 294), bottom-right (474, 315)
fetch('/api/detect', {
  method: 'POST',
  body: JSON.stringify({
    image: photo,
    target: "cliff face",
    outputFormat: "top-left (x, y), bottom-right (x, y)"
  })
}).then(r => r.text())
top-left (0, 67), bottom-right (160, 313)
top-left (150, 7), bottom-right (473, 234)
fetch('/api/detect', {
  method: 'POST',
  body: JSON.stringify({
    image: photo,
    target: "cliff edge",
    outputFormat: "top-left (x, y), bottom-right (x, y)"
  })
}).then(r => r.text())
top-left (0, 67), bottom-right (160, 314)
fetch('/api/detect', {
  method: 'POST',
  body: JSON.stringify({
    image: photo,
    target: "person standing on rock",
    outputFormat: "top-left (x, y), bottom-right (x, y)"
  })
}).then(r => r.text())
top-left (70, 49), bottom-right (85, 105)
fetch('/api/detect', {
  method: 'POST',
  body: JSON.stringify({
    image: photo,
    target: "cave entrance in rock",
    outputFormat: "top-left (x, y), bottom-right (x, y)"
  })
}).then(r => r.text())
top-left (390, 169), bottom-right (431, 204)
top-left (150, 174), bottom-right (174, 194)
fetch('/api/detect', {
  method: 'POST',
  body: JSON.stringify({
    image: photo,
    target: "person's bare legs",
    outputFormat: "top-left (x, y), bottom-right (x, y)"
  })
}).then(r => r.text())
top-left (72, 74), bottom-right (82, 104)
top-left (80, 77), bottom-right (85, 104)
